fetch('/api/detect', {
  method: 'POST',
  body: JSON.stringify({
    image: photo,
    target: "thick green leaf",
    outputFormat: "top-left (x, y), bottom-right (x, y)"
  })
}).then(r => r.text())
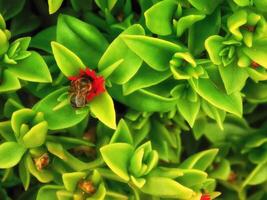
top-left (98, 59), bottom-right (123, 79)
top-left (0, 29), bottom-right (9, 55)
top-left (51, 41), bottom-right (85, 77)
top-left (205, 35), bottom-right (225, 65)
top-left (56, 191), bottom-right (73, 200)
top-left (31, 26), bottom-right (56, 53)
top-left (129, 141), bottom-right (158, 177)
top-left (98, 24), bottom-right (145, 84)
top-left (254, 0), bottom-right (267, 11)
top-left (89, 91), bottom-right (116, 129)
top-left (243, 39), bottom-right (267, 69)
top-left (100, 143), bottom-right (134, 181)
top-left (19, 156), bottom-right (30, 190)
top-left (219, 63), bottom-right (248, 94)
top-left (108, 84), bottom-right (178, 112)
top-left (0, 70), bottom-right (21, 93)
top-left (0, 142), bottom-right (26, 168)
top-left (33, 87), bottom-right (89, 130)
top-left (210, 159), bottom-right (231, 180)
top-left (110, 119), bottom-right (133, 144)
top-left (11, 108), bottom-right (35, 137)
top-left (190, 78), bottom-right (243, 117)
top-left (201, 99), bottom-right (225, 130)
top-left (57, 14), bottom-right (108, 68)
top-left (176, 11), bottom-right (205, 37)
top-left (10, 8), bottom-right (40, 36)
top-left (48, 0), bottom-right (64, 14)
top-left (246, 67), bottom-right (267, 82)
top-left (188, 0), bottom-right (222, 14)
top-left (227, 9), bottom-right (247, 40)
top-left (37, 185), bottom-right (63, 200)
top-left (121, 35), bottom-right (184, 71)
top-left (90, 182), bottom-right (106, 200)
top-left (179, 149), bottom-right (218, 171)
top-left (62, 172), bottom-right (87, 192)
top-left (123, 64), bottom-right (172, 95)
top-left (189, 8), bottom-right (221, 56)
top-left (144, 0), bottom-right (176, 35)
top-left (22, 121), bottom-right (48, 148)
top-left (0, 0), bottom-right (26, 20)
top-left (233, 0), bottom-right (250, 6)
top-left (148, 167), bottom-right (184, 179)
top-left (0, 121), bottom-right (16, 141)
top-left (176, 169), bottom-right (207, 187)
top-left (6, 51), bottom-right (52, 83)
top-left (242, 161), bottom-right (267, 187)
top-left (177, 97), bottom-right (200, 127)
top-left (26, 153), bottom-right (54, 183)
top-left (141, 177), bottom-right (193, 199)
top-left (95, 0), bottom-right (117, 10)
top-left (245, 135), bottom-right (267, 148)
top-left (243, 81), bottom-right (267, 103)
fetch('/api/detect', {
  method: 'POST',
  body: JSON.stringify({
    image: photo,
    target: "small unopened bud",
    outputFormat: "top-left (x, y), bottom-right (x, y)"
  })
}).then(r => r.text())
top-left (117, 12), bottom-right (124, 22)
top-left (251, 61), bottom-right (260, 68)
top-left (242, 25), bottom-right (255, 32)
top-left (227, 171), bottom-right (237, 183)
top-left (34, 153), bottom-right (50, 171)
top-left (78, 180), bottom-right (96, 195)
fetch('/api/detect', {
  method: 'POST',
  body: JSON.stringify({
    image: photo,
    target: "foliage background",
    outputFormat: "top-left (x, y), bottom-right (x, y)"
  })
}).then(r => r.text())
top-left (0, 0), bottom-right (267, 200)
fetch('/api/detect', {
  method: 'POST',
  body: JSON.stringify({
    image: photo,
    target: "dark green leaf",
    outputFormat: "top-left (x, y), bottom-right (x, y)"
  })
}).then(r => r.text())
top-left (190, 78), bottom-right (243, 117)
top-left (98, 24), bottom-right (145, 84)
top-left (121, 35), bottom-right (184, 71)
top-left (51, 41), bottom-right (85, 77)
top-left (57, 14), bottom-right (108, 68)
top-left (6, 52), bottom-right (52, 83)
top-left (144, 0), bottom-right (176, 35)
top-left (100, 143), bottom-right (134, 181)
top-left (33, 87), bottom-right (89, 130)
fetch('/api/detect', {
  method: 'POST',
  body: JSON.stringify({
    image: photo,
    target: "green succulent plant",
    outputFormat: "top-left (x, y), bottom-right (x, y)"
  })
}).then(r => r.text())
top-left (0, 0), bottom-right (267, 199)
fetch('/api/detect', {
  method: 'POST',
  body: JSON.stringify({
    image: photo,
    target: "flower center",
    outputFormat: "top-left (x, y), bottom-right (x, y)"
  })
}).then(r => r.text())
top-left (68, 68), bottom-right (105, 108)
top-left (69, 77), bottom-right (93, 108)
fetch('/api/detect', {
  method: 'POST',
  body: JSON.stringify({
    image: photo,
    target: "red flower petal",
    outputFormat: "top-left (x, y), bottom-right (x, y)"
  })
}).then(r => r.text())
top-left (68, 76), bottom-right (79, 81)
top-left (85, 68), bottom-right (97, 78)
top-left (68, 67), bottom-right (105, 105)
top-left (200, 194), bottom-right (211, 200)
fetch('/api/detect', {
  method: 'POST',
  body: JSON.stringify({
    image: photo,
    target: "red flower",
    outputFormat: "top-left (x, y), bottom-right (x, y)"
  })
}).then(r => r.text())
top-left (201, 194), bottom-right (211, 200)
top-left (68, 68), bottom-right (105, 107)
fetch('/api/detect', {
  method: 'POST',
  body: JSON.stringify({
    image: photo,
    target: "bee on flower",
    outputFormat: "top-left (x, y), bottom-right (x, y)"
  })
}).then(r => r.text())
top-left (68, 68), bottom-right (105, 108)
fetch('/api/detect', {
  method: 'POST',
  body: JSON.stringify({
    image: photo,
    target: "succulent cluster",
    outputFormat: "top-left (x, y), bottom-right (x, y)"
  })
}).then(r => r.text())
top-left (0, 0), bottom-right (267, 200)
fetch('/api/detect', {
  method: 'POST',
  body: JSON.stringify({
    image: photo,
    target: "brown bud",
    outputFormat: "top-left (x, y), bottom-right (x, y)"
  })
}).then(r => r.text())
top-left (242, 25), bottom-right (255, 32)
top-left (34, 153), bottom-right (50, 171)
top-left (227, 171), bottom-right (237, 183)
top-left (251, 61), bottom-right (260, 68)
top-left (117, 12), bottom-right (124, 22)
top-left (78, 180), bottom-right (96, 195)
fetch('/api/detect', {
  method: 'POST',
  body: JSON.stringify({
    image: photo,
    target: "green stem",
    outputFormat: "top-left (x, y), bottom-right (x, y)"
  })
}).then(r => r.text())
top-left (106, 190), bottom-right (129, 200)
top-left (64, 150), bottom-right (104, 171)
top-left (129, 184), bottom-right (140, 200)
top-left (97, 168), bottom-right (127, 183)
